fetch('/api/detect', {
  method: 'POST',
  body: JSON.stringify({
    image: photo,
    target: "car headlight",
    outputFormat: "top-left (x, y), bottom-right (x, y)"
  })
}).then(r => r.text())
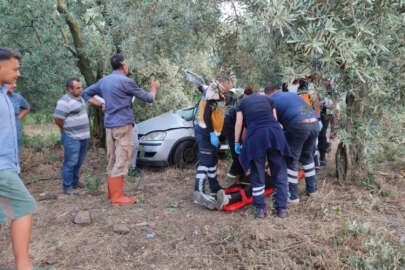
top-left (141, 131), bottom-right (167, 141)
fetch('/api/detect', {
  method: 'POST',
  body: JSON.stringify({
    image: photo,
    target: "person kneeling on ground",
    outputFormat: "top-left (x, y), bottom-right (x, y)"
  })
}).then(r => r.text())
top-left (222, 87), bottom-right (253, 184)
top-left (192, 74), bottom-right (234, 209)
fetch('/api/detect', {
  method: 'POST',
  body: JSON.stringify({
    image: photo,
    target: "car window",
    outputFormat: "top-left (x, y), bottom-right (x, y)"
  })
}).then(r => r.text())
top-left (176, 107), bottom-right (196, 121)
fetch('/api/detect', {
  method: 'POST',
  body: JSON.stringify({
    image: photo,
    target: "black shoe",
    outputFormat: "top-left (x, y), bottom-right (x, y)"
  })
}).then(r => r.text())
top-left (255, 208), bottom-right (267, 219)
top-left (277, 209), bottom-right (288, 218)
top-left (73, 182), bottom-right (85, 189)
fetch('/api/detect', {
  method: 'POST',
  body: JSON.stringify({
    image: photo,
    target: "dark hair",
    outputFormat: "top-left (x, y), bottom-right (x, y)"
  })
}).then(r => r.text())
top-left (110, 53), bottom-right (125, 70)
top-left (264, 84), bottom-right (279, 95)
top-left (244, 86), bottom-right (253, 96)
top-left (281, 83), bottom-right (288, 92)
top-left (298, 79), bottom-right (307, 90)
top-left (0, 47), bottom-right (22, 61)
top-left (66, 77), bottom-right (80, 89)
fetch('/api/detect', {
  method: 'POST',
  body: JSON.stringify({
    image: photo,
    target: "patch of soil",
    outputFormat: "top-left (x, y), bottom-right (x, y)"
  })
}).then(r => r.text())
top-left (1, 141), bottom-right (404, 269)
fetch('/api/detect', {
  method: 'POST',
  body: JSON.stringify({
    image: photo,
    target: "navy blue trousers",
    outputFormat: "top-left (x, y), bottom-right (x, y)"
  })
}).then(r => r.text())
top-left (285, 122), bottom-right (319, 200)
top-left (250, 149), bottom-right (288, 210)
top-left (194, 126), bottom-right (222, 193)
top-left (318, 112), bottom-right (330, 158)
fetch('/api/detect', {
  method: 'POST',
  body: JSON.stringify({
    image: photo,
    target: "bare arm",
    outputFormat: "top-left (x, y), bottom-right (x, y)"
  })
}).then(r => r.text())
top-left (235, 111), bottom-right (243, 143)
top-left (273, 108), bottom-right (278, 121)
top-left (87, 97), bottom-right (106, 112)
top-left (54, 118), bottom-right (64, 133)
top-left (18, 108), bottom-right (30, 120)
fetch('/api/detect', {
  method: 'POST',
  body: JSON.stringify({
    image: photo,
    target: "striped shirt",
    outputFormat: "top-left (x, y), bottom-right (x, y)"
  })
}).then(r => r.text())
top-left (53, 93), bottom-right (90, 140)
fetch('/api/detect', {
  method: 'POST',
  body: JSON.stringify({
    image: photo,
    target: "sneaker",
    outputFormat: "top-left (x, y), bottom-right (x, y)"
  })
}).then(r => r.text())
top-left (193, 191), bottom-right (216, 210)
top-left (308, 191), bottom-right (318, 198)
top-left (277, 209), bottom-right (288, 218)
top-left (255, 208), bottom-right (267, 219)
top-left (63, 187), bottom-right (79, 195)
top-left (226, 172), bottom-right (236, 178)
top-left (288, 197), bottom-right (300, 204)
top-left (215, 189), bottom-right (231, 210)
top-left (73, 182), bottom-right (85, 189)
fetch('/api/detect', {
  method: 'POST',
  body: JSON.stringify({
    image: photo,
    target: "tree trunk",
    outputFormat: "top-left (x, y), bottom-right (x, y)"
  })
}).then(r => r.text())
top-left (57, 0), bottom-right (105, 147)
top-left (336, 84), bottom-right (367, 182)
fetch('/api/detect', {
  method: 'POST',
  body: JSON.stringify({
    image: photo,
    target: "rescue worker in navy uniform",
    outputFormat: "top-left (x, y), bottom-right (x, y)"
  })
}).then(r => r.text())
top-left (265, 84), bottom-right (320, 204)
top-left (235, 87), bottom-right (292, 218)
top-left (192, 76), bottom-right (233, 209)
top-left (221, 87), bottom-right (253, 184)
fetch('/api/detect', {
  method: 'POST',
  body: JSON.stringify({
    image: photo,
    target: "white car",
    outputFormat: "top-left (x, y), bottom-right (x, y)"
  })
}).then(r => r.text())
top-left (137, 106), bottom-right (228, 167)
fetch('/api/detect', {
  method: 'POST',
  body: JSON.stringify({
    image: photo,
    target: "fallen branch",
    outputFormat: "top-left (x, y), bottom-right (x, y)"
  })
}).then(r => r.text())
top-left (25, 176), bottom-right (60, 185)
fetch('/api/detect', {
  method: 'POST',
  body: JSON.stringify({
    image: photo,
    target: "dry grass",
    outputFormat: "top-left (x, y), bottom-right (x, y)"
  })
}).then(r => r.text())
top-left (1, 142), bottom-right (404, 269)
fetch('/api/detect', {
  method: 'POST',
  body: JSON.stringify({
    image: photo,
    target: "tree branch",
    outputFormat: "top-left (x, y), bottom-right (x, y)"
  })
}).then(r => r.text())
top-left (57, 0), bottom-right (96, 85)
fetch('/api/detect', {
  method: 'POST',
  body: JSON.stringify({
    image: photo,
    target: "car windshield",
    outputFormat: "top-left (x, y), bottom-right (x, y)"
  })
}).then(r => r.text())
top-left (176, 107), bottom-right (195, 121)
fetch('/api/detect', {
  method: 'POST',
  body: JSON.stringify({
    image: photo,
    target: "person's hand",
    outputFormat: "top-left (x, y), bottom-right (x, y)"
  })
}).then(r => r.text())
top-left (235, 142), bottom-right (241, 155)
top-left (151, 78), bottom-right (160, 90)
top-left (101, 103), bottom-right (106, 112)
top-left (210, 132), bottom-right (219, 148)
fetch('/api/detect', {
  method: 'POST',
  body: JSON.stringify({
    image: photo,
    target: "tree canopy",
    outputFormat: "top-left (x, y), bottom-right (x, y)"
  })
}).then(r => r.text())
top-left (0, 0), bottom-right (403, 177)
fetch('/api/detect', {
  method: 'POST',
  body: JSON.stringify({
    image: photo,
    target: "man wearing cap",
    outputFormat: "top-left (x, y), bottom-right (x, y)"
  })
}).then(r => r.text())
top-left (264, 84), bottom-right (320, 203)
top-left (82, 53), bottom-right (160, 206)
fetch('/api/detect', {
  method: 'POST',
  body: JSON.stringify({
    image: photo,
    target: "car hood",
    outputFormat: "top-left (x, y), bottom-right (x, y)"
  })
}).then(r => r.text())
top-left (137, 111), bottom-right (193, 135)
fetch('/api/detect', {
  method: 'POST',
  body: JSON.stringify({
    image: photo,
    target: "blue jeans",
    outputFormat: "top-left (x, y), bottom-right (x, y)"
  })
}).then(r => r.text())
top-left (285, 122), bottom-right (319, 200)
top-left (61, 132), bottom-right (88, 189)
top-left (194, 126), bottom-right (222, 193)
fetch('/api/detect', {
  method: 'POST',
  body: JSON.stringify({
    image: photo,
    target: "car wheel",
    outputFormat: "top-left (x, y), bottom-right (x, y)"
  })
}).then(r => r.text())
top-left (173, 140), bottom-right (198, 168)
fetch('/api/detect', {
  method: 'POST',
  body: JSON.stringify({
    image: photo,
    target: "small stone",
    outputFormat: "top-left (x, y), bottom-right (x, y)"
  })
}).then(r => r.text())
top-left (46, 257), bottom-right (57, 265)
top-left (105, 216), bottom-right (114, 227)
top-left (73, 211), bottom-right (91, 225)
top-left (113, 224), bottom-right (130, 234)
top-left (400, 235), bottom-right (405, 245)
top-left (134, 222), bottom-right (148, 226)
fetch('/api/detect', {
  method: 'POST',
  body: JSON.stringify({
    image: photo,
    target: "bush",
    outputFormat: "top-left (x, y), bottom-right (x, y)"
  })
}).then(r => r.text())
top-left (84, 173), bottom-right (103, 195)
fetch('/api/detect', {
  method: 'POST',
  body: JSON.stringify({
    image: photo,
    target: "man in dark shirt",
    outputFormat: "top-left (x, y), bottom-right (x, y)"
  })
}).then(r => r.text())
top-left (265, 84), bottom-right (320, 204)
top-left (82, 53), bottom-right (160, 206)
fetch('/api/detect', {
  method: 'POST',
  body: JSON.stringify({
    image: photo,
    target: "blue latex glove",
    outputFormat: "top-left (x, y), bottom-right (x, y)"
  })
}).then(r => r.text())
top-left (235, 143), bottom-right (241, 155)
top-left (210, 132), bottom-right (219, 148)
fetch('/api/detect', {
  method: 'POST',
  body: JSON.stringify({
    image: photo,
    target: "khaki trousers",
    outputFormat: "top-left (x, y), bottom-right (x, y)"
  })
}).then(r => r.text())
top-left (106, 124), bottom-right (134, 177)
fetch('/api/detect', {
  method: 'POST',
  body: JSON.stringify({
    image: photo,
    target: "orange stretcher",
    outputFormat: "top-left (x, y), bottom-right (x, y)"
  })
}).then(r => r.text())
top-left (223, 170), bottom-right (305, 211)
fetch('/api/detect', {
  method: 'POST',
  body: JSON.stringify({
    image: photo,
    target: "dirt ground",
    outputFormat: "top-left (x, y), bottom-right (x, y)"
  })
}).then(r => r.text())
top-left (1, 141), bottom-right (404, 270)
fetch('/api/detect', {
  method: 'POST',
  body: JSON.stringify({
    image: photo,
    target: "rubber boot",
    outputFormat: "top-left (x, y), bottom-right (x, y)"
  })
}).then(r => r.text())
top-left (107, 176), bottom-right (136, 206)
